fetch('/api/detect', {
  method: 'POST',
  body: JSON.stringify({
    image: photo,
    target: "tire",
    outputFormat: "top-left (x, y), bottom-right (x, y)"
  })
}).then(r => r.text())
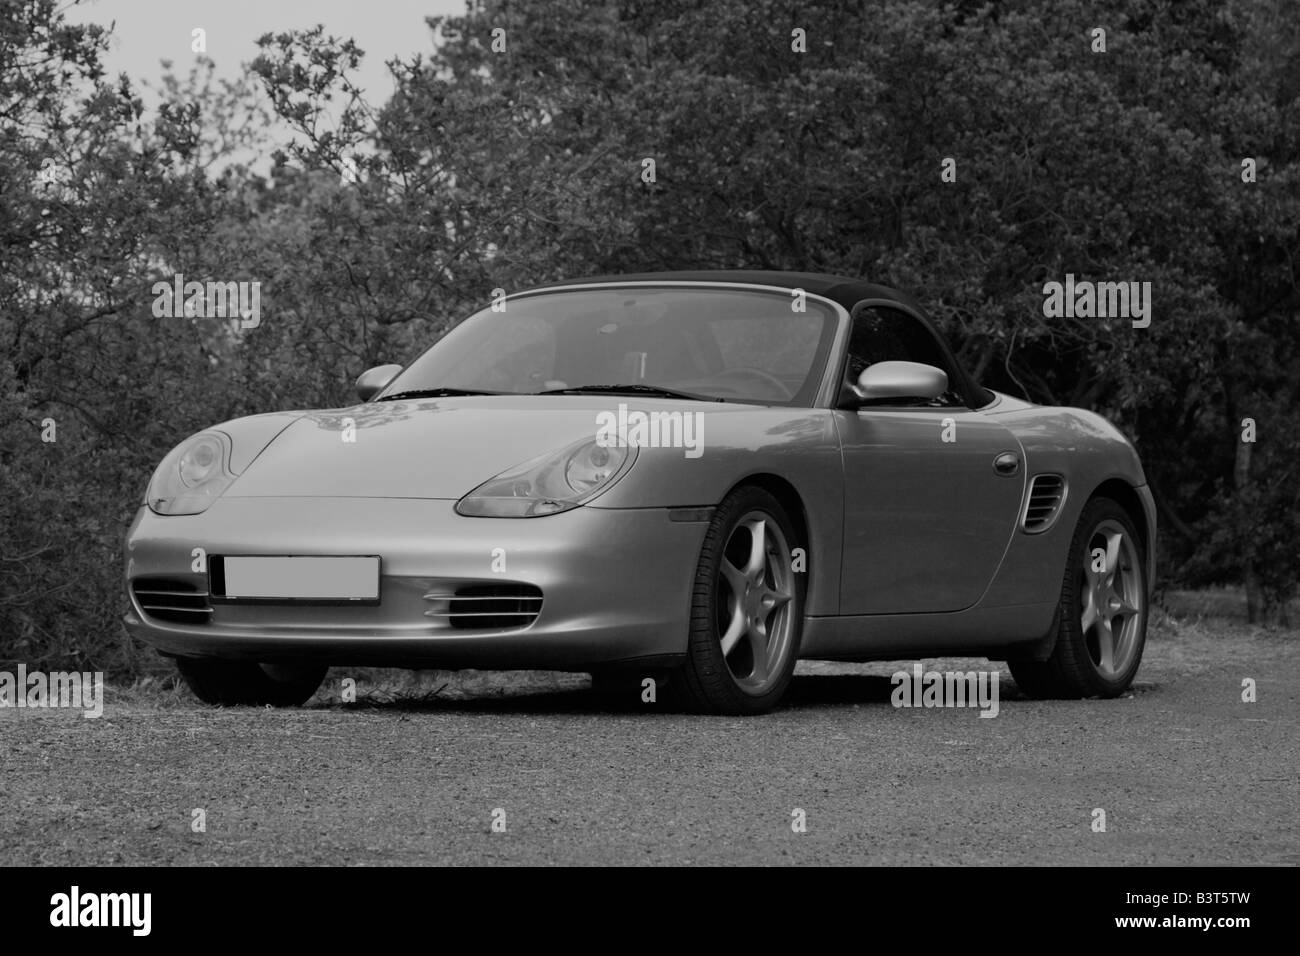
top-left (672, 486), bottom-right (805, 715)
top-left (176, 658), bottom-right (326, 707)
top-left (1009, 496), bottom-right (1148, 699)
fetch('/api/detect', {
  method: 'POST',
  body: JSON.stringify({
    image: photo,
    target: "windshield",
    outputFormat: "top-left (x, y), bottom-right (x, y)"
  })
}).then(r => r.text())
top-left (380, 286), bottom-right (841, 406)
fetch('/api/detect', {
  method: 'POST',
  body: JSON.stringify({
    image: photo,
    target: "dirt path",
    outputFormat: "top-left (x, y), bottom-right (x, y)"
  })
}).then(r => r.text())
top-left (2, 615), bottom-right (1296, 865)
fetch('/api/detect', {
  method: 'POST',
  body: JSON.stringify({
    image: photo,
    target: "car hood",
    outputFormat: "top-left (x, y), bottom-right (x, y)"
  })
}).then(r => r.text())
top-left (223, 395), bottom-right (736, 499)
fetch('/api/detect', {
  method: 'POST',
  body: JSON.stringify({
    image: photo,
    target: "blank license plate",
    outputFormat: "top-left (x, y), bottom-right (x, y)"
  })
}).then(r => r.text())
top-left (219, 556), bottom-right (380, 601)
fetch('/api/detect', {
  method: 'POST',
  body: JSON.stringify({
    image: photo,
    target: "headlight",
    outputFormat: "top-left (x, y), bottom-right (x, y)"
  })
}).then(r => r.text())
top-left (146, 431), bottom-right (236, 515)
top-left (456, 437), bottom-right (636, 517)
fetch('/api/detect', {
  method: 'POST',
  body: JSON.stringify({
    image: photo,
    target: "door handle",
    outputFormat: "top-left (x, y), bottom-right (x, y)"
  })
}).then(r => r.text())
top-left (993, 452), bottom-right (1020, 476)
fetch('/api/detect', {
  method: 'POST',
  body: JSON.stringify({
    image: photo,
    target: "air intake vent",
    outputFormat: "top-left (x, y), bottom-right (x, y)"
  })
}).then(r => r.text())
top-left (423, 583), bottom-right (543, 630)
top-left (1022, 474), bottom-right (1066, 533)
top-left (132, 578), bottom-right (213, 625)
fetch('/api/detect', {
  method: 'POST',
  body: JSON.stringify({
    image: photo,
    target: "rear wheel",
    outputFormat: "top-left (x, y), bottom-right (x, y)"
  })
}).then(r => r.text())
top-left (1010, 497), bottom-right (1148, 698)
top-left (672, 486), bottom-right (804, 715)
top-left (176, 658), bottom-right (326, 706)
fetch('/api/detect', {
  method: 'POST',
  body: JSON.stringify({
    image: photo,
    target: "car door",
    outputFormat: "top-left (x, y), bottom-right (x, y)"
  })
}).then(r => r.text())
top-left (836, 304), bottom-right (1024, 614)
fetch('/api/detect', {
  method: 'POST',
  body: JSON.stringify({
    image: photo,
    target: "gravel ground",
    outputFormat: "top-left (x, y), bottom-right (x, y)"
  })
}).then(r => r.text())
top-left (2, 599), bottom-right (1296, 866)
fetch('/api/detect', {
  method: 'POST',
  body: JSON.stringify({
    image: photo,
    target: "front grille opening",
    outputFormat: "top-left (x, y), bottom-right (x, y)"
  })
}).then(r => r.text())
top-left (132, 577), bottom-right (213, 625)
top-left (423, 583), bottom-right (543, 630)
top-left (1022, 474), bottom-right (1066, 533)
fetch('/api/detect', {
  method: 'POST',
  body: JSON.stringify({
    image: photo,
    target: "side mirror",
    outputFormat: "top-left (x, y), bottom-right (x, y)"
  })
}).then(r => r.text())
top-left (356, 364), bottom-right (403, 402)
top-left (855, 361), bottom-right (948, 404)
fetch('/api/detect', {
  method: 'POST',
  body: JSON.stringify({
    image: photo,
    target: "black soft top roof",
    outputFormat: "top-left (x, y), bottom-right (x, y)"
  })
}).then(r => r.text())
top-left (525, 270), bottom-right (925, 314)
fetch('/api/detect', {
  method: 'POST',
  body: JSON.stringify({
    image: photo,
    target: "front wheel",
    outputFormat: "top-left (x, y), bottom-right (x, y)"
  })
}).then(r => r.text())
top-left (176, 658), bottom-right (327, 706)
top-left (672, 486), bottom-right (805, 715)
top-left (1010, 497), bottom-right (1148, 699)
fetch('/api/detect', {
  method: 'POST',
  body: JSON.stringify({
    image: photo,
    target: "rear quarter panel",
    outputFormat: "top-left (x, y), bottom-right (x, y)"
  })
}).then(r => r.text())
top-left (979, 396), bottom-right (1154, 610)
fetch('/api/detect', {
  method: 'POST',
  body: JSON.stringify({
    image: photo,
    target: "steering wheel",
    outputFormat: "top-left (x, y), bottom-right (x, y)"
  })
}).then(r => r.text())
top-left (712, 366), bottom-right (793, 400)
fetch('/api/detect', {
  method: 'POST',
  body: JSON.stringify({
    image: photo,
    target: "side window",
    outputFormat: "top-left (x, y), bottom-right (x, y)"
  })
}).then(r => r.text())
top-left (845, 306), bottom-right (965, 406)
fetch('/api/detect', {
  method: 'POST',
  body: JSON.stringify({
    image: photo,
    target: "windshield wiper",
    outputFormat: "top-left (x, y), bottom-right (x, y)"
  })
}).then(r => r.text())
top-left (535, 383), bottom-right (725, 402)
top-left (377, 387), bottom-right (513, 401)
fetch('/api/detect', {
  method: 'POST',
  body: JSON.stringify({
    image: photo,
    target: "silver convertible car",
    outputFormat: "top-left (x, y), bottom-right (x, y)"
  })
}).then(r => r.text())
top-left (125, 271), bottom-right (1155, 714)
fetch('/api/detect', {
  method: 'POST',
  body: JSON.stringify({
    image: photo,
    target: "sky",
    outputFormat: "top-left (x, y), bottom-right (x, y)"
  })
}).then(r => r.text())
top-left (65, 0), bottom-right (466, 106)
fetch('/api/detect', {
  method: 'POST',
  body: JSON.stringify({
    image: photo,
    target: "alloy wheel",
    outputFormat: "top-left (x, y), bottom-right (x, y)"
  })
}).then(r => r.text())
top-left (715, 511), bottom-right (797, 695)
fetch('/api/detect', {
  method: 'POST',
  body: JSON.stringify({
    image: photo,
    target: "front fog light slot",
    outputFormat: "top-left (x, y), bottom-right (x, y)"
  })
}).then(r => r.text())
top-left (132, 577), bottom-right (213, 625)
top-left (422, 583), bottom-right (543, 629)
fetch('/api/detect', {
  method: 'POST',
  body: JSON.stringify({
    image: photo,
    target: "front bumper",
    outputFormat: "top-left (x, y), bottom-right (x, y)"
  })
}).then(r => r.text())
top-left (123, 497), bottom-right (707, 669)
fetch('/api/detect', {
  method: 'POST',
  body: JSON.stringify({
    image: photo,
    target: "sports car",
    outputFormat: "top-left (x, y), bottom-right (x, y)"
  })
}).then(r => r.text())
top-left (124, 271), bottom-right (1155, 714)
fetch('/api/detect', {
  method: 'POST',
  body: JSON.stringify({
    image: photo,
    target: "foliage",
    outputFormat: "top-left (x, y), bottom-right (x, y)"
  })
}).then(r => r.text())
top-left (1, 0), bottom-right (1297, 676)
